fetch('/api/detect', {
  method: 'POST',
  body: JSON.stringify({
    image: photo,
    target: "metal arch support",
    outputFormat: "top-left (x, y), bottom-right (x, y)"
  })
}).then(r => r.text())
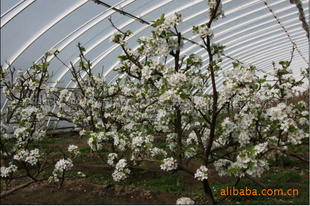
top-left (1, 0), bottom-right (36, 28)
top-left (39, 0), bottom-right (129, 67)
top-left (3, 0), bottom-right (89, 70)
top-left (54, 0), bottom-right (177, 89)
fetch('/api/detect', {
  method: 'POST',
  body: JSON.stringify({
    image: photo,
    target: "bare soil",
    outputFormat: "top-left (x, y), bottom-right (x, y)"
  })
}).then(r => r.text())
top-left (1, 132), bottom-right (309, 205)
top-left (0, 163), bottom-right (203, 205)
top-left (1, 179), bottom-right (181, 205)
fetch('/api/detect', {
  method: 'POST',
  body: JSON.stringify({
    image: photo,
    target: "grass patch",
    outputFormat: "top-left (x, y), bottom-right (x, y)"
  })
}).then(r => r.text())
top-left (79, 146), bottom-right (91, 154)
top-left (85, 171), bottom-right (112, 185)
top-left (40, 136), bottom-right (70, 154)
top-left (153, 142), bottom-right (167, 149)
top-left (268, 155), bottom-right (302, 167)
top-left (263, 170), bottom-right (302, 184)
top-left (131, 174), bottom-right (189, 194)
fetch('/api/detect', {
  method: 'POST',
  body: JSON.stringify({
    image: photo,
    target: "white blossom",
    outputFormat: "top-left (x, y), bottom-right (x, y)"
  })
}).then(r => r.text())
top-left (79, 129), bottom-right (86, 136)
top-left (150, 147), bottom-right (167, 157)
top-left (108, 153), bottom-right (118, 166)
top-left (266, 103), bottom-right (287, 121)
top-left (77, 171), bottom-right (86, 177)
top-left (112, 159), bottom-right (130, 182)
top-left (193, 25), bottom-right (213, 38)
top-left (168, 72), bottom-right (187, 87)
top-left (194, 165), bottom-right (209, 181)
top-left (48, 158), bottom-right (74, 183)
top-left (160, 157), bottom-right (178, 171)
top-left (54, 158), bottom-right (73, 173)
top-left (14, 149), bottom-right (41, 166)
top-left (301, 110), bottom-right (309, 116)
top-left (68, 145), bottom-right (80, 156)
top-left (0, 165), bottom-right (18, 177)
top-left (60, 89), bottom-right (68, 96)
top-left (176, 197), bottom-right (194, 205)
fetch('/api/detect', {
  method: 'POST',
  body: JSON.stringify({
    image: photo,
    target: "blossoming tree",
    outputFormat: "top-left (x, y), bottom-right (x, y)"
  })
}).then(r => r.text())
top-left (105, 0), bottom-right (308, 204)
top-left (0, 52), bottom-right (83, 197)
top-left (0, 0), bottom-right (308, 204)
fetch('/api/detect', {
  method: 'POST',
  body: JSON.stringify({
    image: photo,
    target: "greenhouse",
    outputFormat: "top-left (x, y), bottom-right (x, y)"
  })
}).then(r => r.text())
top-left (1, 0), bottom-right (309, 204)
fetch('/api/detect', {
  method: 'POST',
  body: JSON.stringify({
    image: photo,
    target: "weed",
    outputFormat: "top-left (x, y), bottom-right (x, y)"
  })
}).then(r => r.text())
top-left (85, 172), bottom-right (112, 185)
top-left (123, 173), bottom-right (189, 194)
top-left (79, 146), bottom-right (91, 154)
top-left (263, 170), bottom-right (302, 183)
top-left (268, 156), bottom-right (301, 167)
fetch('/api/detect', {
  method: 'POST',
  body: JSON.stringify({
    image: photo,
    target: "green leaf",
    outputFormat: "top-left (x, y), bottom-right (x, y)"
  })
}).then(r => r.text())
top-left (180, 93), bottom-right (190, 99)
top-left (232, 62), bottom-right (239, 67)
top-left (288, 125), bottom-right (297, 133)
top-left (247, 161), bottom-right (253, 168)
top-left (227, 167), bottom-right (240, 174)
top-left (80, 46), bottom-right (86, 52)
top-left (79, 61), bottom-right (85, 67)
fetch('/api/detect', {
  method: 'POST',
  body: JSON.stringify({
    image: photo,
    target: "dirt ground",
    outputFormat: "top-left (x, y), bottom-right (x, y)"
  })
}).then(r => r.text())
top-left (1, 132), bottom-right (308, 205)
top-left (0, 158), bottom-right (231, 204)
top-left (1, 179), bottom-right (181, 205)
top-left (1, 158), bottom-right (215, 205)
top-left (0, 163), bottom-right (206, 205)
top-left (2, 163), bottom-right (308, 205)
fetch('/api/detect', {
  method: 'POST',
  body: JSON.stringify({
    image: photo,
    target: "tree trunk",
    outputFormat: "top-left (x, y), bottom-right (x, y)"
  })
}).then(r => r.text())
top-left (203, 179), bottom-right (215, 204)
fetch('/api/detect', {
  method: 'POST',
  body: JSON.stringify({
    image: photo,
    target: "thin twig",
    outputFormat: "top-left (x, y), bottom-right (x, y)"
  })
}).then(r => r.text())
top-left (263, 0), bottom-right (309, 65)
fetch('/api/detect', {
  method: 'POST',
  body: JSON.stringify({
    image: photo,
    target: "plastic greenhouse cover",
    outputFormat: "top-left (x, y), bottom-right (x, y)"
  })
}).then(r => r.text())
top-left (1, 0), bottom-right (309, 108)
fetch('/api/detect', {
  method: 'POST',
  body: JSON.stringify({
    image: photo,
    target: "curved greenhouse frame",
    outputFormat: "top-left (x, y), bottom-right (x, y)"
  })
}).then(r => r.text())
top-left (1, 1), bottom-right (309, 204)
top-left (1, 0), bottom-right (308, 89)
